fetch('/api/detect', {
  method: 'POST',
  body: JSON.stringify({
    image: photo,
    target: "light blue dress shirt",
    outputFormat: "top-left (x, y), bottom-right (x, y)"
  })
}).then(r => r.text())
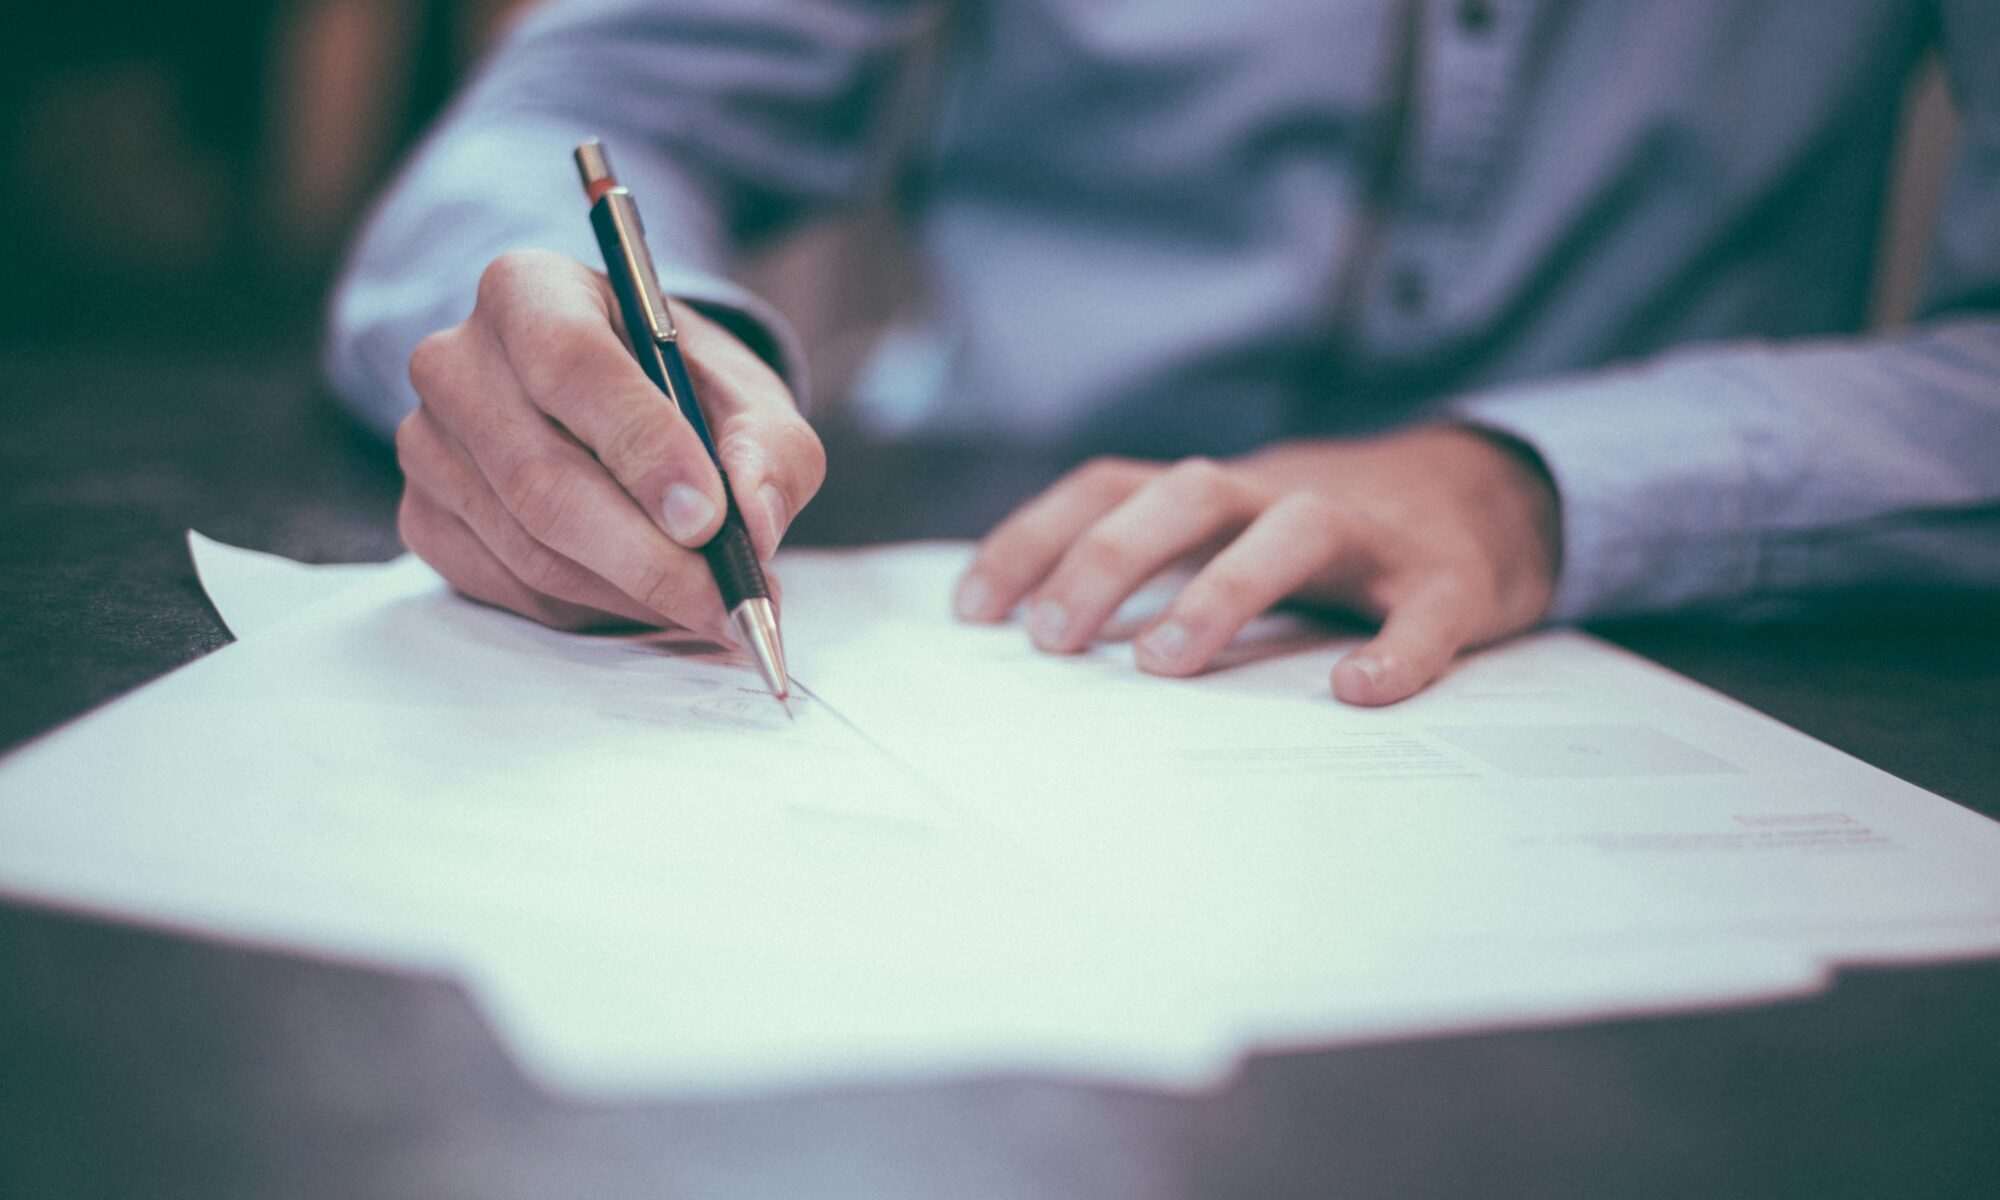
top-left (326, 0), bottom-right (2000, 622)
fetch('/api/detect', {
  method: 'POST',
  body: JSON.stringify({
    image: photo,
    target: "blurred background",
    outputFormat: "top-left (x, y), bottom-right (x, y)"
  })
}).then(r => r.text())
top-left (0, 0), bottom-right (1964, 409)
top-left (5, 2), bottom-right (518, 351)
top-left (0, 0), bottom-right (913, 407)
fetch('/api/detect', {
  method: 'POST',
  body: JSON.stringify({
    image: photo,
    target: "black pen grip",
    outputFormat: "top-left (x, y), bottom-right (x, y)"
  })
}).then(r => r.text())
top-left (702, 502), bottom-right (769, 610)
top-left (649, 334), bottom-right (773, 609)
top-left (647, 336), bottom-right (771, 609)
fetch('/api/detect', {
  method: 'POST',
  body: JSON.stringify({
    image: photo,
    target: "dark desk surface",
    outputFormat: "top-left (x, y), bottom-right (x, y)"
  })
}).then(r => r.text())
top-left (3, 351), bottom-right (1999, 1200)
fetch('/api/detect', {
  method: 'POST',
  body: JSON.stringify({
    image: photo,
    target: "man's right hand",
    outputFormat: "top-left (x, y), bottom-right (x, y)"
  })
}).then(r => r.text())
top-left (394, 250), bottom-right (824, 638)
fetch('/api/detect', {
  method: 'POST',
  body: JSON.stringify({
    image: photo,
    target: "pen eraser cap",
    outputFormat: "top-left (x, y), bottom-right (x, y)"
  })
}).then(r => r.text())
top-left (575, 140), bottom-right (617, 197)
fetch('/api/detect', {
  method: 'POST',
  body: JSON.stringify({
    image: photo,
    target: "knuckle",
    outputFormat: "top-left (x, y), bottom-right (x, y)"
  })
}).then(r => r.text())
top-left (773, 418), bottom-right (827, 495)
top-left (1272, 491), bottom-right (1351, 555)
top-left (1424, 567), bottom-right (1484, 613)
top-left (509, 540), bottom-right (575, 597)
top-left (406, 330), bottom-right (457, 399)
top-left (1069, 530), bottom-right (1137, 581)
top-left (517, 313), bottom-right (612, 409)
top-left (1075, 455), bottom-right (1142, 498)
top-left (718, 414), bottom-right (824, 494)
top-left (598, 404), bottom-right (681, 475)
top-left (500, 455), bottom-right (584, 543)
top-left (477, 249), bottom-right (558, 309)
top-left (1196, 566), bottom-right (1262, 615)
top-left (1075, 456), bottom-right (1119, 484)
top-left (713, 425), bottom-right (767, 477)
top-left (1164, 457), bottom-right (1232, 507)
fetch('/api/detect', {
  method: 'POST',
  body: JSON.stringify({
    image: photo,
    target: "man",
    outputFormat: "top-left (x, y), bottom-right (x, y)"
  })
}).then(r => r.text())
top-left (327, 0), bottom-right (2000, 705)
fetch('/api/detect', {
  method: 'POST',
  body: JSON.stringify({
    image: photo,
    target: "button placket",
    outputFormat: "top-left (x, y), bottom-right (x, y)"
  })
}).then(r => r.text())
top-left (1369, 0), bottom-right (1535, 344)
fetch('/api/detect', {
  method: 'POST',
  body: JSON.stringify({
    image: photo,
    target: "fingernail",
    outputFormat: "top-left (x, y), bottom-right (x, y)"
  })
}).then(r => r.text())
top-left (662, 484), bottom-right (717, 544)
top-left (1027, 600), bottom-right (1070, 648)
top-left (1139, 621), bottom-right (1189, 665)
top-left (1344, 654), bottom-right (1384, 690)
top-left (955, 575), bottom-right (995, 621)
top-left (757, 483), bottom-right (789, 559)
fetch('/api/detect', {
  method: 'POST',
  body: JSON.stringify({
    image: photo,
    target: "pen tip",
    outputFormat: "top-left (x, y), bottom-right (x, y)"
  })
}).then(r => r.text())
top-left (731, 597), bottom-right (790, 716)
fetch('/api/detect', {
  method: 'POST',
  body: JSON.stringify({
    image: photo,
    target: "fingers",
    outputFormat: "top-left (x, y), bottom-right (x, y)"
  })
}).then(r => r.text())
top-left (1133, 492), bottom-right (1357, 675)
top-left (1118, 487), bottom-right (1480, 703)
top-left (954, 456), bottom-right (1157, 623)
top-left (1020, 458), bottom-right (1262, 653)
top-left (464, 426), bottom-right (729, 638)
top-left (399, 486), bottom-right (638, 632)
top-left (397, 409), bottom-right (674, 629)
top-left (681, 305), bottom-right (826, 562)
top-left (1330, 577), bottom-right (1481, 706)
top-left (475, 252), bottom-right (823, 562)
top-left (476, 251), bottom-right (728, 548)
top-left (398, 345), bottom-right (730, 639)
top-left (410, 250), bottom-right (817, 636)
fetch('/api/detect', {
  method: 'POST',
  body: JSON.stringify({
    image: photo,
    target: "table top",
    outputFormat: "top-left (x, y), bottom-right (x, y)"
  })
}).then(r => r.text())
top-left (3, 350), bottom-right (1998, 1200)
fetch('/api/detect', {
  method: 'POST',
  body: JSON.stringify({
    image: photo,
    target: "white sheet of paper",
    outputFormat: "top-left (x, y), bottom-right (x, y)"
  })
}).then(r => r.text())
top-left (9, 540), bottom-right (1229, 1095)
top-left (778, 547), bottom-right (2000, 1055)
top-left (188, 530), bottom-right (398, 638)
top-left (3, 536), bottom-right (1997, 1099)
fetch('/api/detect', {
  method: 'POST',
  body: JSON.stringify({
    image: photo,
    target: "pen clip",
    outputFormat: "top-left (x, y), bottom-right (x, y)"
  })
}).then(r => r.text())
top-left (576, 144), bottom-right (676, 346)
top-left (601, 191), bottom-right (679, 343)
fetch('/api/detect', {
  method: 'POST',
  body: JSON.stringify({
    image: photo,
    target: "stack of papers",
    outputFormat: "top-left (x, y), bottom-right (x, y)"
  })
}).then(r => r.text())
top-left (2, 535), bottom-right (1997, 1098)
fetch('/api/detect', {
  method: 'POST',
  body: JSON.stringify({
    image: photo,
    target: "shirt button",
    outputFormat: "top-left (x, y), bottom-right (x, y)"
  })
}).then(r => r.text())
top-left (1391, 264), bottom-right (1429, 315)
top-left (1456, 0), bottom-right (1496, 35)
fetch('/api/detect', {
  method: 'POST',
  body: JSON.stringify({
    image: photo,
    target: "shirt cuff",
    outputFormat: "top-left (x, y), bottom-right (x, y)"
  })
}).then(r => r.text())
top-left (1450, 355), bottom-right (1764, 622)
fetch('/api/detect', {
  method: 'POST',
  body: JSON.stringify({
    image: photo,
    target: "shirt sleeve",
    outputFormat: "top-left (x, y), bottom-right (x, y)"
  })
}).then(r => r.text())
top-left (323, 0), bottom-right (930, 437)
top-left (1453, 0), bottom-right (2000, 622)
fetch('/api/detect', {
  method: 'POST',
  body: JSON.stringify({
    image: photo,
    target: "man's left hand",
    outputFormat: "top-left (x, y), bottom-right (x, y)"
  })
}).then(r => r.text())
top-left (953, 425), bottom-right (1563, 705)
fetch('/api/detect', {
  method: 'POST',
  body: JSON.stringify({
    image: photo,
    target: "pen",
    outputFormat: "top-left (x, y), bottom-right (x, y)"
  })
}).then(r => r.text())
top-left (573, 139), bottom-right (790, 710)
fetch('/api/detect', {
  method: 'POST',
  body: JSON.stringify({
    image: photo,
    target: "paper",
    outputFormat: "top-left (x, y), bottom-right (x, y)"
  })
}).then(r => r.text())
top-left (10, 539), bottom-right (1227, 1094)
top-left (3, 536), bottom-right (1998, 1099)
top-left (187, 531), bottom-right (399, 638)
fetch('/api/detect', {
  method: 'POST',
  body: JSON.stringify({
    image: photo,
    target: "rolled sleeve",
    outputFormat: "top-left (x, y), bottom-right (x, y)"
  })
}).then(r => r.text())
top-left (324, 118), bottom-right (808, 438)
top-left (1455, 318), bottom-right (2000, 622)
top-left (1453, 352), bottom-right (1767, 622)
top-left (324, 0), bottom-right (925, 436)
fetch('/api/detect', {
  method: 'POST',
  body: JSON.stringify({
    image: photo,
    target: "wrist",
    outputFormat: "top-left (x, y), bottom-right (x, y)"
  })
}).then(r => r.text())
top-left (1434, 422), bottom-right (1563, 620)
